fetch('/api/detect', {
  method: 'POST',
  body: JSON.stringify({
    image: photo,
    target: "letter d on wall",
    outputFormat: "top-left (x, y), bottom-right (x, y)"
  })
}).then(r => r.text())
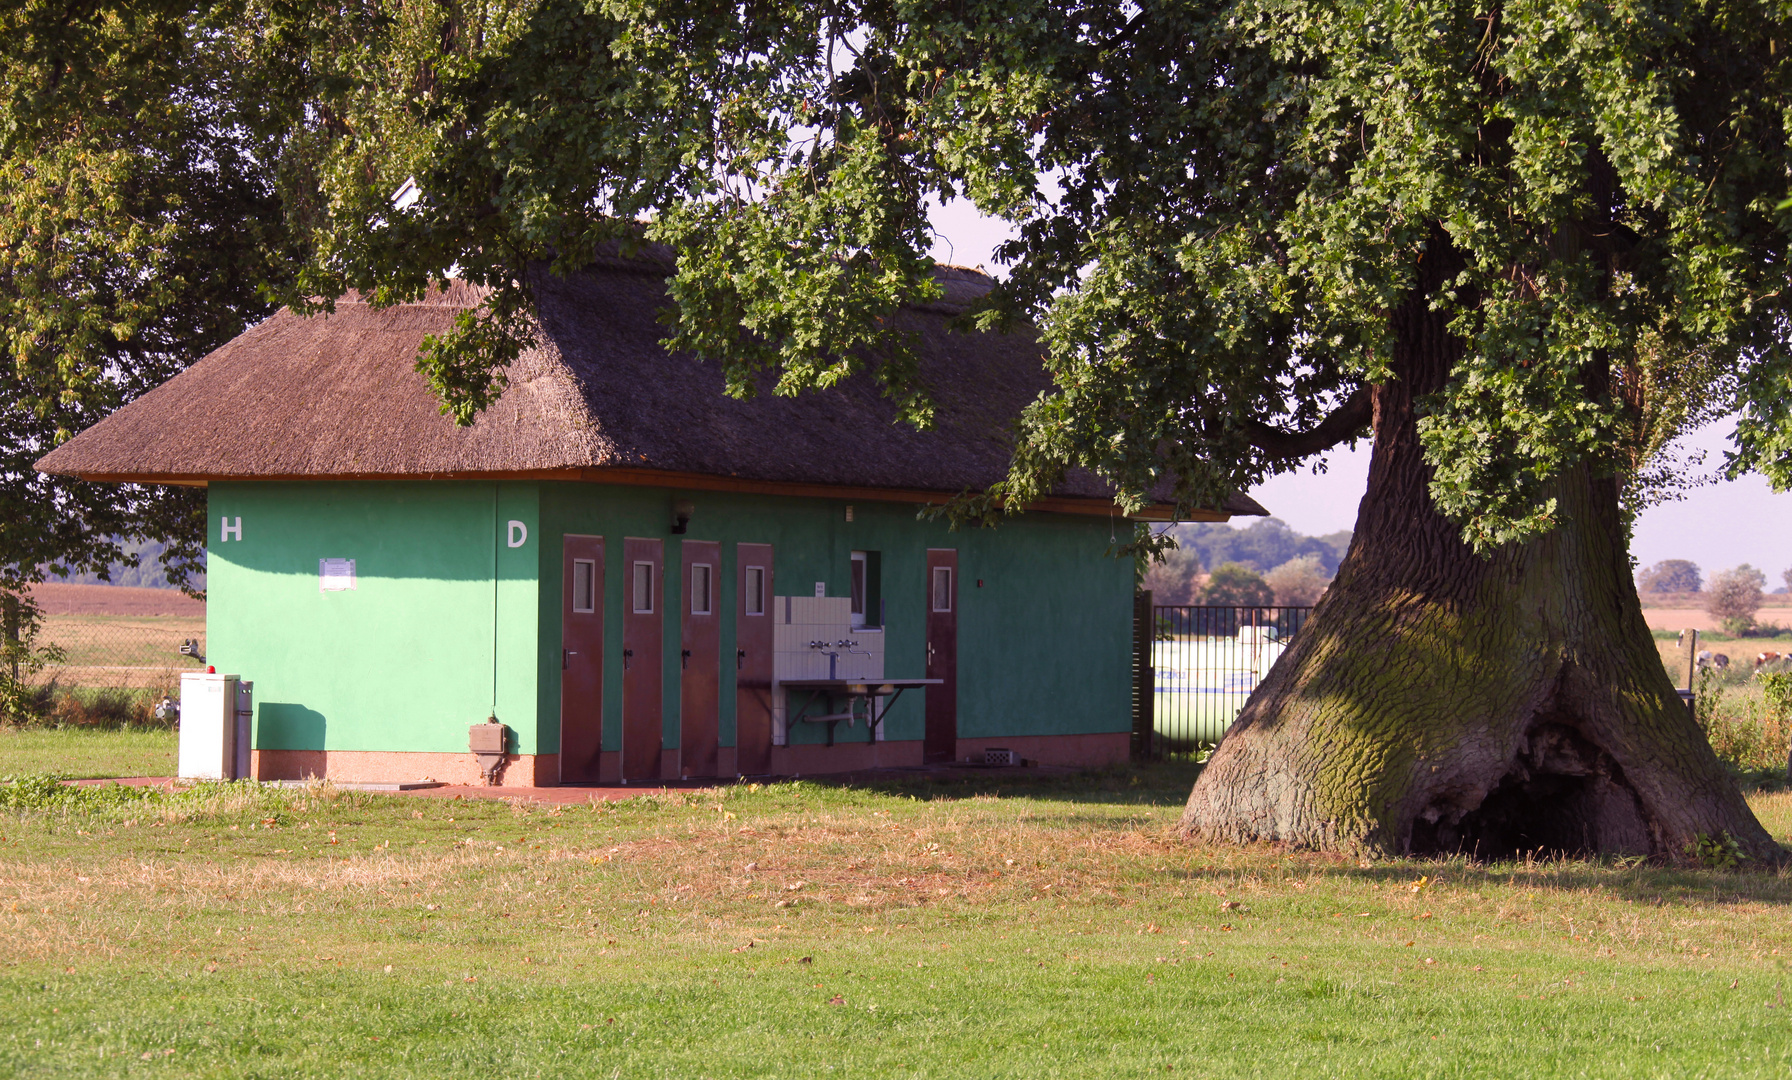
top-left (507, 520), bottom-right (528, 548)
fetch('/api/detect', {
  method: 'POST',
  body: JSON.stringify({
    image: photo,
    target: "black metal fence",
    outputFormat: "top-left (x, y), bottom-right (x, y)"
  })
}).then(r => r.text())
top-left (1134, 603), bottom-right (1315, 756)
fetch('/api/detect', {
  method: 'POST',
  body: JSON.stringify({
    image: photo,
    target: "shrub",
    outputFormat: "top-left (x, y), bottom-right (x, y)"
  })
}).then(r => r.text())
top-left (0, 589), bottom-right (66, 723)
top-left (1264, 555), bottom-right (1329, 606)
top-left (1637, 559), bottom-right (1702, 594)
top-left (1, 682), bottom-right (174, 731)
top-left (1201, 562), bottom-right (1274, 606)
top-left (1706, 565), bottom-right (1767, 635)
top-left (1684, 832), bottom-right (1749, 869)
top-left (0, 773), bottom-right (164, 813)
top-left (1693, 668), bottom-right (1792, 782)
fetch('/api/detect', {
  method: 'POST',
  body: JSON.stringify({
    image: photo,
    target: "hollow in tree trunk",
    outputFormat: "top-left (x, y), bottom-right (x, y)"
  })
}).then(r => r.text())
top-left (1180, 268), bottom-right (1780, 863)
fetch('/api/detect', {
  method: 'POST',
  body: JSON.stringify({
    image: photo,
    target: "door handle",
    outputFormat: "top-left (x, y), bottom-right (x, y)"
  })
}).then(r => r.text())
top-left (563, 649), bottom-right (576, 669)
top-left (927, 642), bottom-right (936, 666)
top-left (623, 648), bottom-right (633, 670)
top-left (737, 648), bottom-right (746, 671)
top-left (681, 648), bottom-right (691, 670)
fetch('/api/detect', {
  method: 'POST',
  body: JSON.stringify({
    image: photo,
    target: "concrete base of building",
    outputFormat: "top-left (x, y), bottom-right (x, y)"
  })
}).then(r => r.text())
top-left (953, 732), bottom-right (1130, 769)
top-left (250, 731), bottom-right (1129, 787)
top-left (252, 749), bottom-right (557, 788)
top-left (765, 739), bottom-right (923, 776)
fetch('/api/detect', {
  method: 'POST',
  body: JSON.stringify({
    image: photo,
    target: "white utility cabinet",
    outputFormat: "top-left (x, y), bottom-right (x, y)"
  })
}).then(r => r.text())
top-left (178, 672), bottom-right (253, 780)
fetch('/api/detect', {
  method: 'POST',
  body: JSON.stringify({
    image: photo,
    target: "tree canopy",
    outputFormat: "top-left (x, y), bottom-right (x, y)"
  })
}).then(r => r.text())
top-left (1707, 563), bottom-right (1767, 632)
top-left (1172, 520), bottom-right (1352, 576)
top-left (270, 0), bottom-right (1792, 551)
top-left (0, 1), bottom-right (299, 604)
top-left (1200, 562), bottom-right (1276, 606)
top-left (14, 0), bottom-right (1792, 578)
top-left (1637, 558), bottom-right (1704, 593)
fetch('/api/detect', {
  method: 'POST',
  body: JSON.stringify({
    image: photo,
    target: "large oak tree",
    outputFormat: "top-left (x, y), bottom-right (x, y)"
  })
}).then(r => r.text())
top-left (166, 0), bottom-right (1792, 857)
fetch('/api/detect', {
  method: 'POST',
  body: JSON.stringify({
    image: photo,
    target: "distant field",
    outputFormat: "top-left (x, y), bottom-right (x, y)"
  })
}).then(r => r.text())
top-left (1642, 606), bottom-right (1792, 633)
top-left (29, 582), bottom-right (203, 617)
top-left (32, 613), bottom-right (206, 689)
top-left (22, 585), bottom-right (206, 689)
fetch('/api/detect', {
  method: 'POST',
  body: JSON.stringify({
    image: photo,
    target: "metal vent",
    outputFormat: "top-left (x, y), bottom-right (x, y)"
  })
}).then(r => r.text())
top-left (982, 748), bottom-right (1020, 767)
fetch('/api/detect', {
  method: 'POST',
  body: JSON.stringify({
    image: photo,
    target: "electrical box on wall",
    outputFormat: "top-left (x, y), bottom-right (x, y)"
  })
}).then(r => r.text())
top-left (178, 672), bottom-right (253, 780)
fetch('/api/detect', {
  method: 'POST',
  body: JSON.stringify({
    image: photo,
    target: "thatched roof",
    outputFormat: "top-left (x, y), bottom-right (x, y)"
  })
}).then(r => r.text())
top-left (36, 260), bottom-right (1265, 519)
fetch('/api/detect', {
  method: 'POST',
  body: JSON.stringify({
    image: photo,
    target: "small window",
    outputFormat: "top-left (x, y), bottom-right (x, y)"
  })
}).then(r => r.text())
top-left (931, 566), bottom-right (952, 612)
top-left (691, 563), bottom-right (712, 615)
top-left (744, 566), bottom-right (765, 616)
top-left (851, 551), bottom-right (881, 628)
top-left (572, 559), bottom-right (596, 613)
top-left (632, 561), bottom-right (655, 614)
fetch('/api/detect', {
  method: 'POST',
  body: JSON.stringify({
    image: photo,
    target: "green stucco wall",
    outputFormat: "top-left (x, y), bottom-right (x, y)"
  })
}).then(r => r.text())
top-left (207, 480), bottom-right (1132, 759)
top-left (208, 482), bottom-right (541, 755)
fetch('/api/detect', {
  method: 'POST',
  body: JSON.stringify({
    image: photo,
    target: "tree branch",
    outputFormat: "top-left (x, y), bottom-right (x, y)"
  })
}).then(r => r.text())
top-left (1239, 385), bottom-right (1372, 459)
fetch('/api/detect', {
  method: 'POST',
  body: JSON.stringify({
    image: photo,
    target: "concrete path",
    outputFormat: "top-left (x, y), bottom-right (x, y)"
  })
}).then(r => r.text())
top-left (65, 776), bottom-right (698, 805)
top-left (63, 762), bottom-right (1066, 805)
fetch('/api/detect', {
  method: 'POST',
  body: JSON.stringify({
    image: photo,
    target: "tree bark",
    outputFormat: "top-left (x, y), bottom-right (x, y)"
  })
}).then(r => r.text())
top-left (1180, 252), bottom-right (1781, 863)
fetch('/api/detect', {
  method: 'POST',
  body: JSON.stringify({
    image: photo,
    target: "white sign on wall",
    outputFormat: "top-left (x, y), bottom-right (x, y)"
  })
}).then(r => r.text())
top-left (319, 558), bottom-right (356, 592)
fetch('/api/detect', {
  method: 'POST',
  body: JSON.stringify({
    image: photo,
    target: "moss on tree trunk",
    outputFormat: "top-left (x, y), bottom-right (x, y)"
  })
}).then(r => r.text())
top-left (1181, 255), bottom-right (1780, 863)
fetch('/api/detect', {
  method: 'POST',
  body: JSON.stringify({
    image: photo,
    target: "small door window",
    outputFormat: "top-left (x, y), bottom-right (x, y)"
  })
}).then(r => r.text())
top-left (851, 552), bottom-right (867, 621)
top-left (931, 566), bottom-right (953, 612)
top-left (572, 559), bottom-right (596, 614)
top-left (691, 563), bottom-right (713, 615)
top-left (632, 561), bottom-right (655, 614)
top-left (744, 566), bottom-right (765, 616)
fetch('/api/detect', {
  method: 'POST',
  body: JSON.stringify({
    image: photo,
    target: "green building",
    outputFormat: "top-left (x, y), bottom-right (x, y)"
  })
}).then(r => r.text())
top-left (39, 260), bottom-right (1260, 785)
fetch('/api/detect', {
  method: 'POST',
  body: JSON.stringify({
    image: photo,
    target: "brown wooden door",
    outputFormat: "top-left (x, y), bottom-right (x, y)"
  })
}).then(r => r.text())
top-left (735, 543), bottom-right (774, 775)
top-left (925, 548), bottom-right (959, 764)
top-left (680, 540), bottom-right (721, 777)
top-left (560, 536), bottom-right (605, 783)
top-left (622, 537), bottom-right (664, 781)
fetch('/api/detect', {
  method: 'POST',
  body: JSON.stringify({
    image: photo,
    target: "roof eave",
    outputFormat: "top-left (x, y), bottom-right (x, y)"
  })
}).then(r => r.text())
top-left (44, 464), bottom-right (1247, 522)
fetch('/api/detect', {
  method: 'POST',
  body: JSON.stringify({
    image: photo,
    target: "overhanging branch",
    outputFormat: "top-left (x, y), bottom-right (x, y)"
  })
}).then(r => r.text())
top-left (1239, 386), bottom-right (1372, 459)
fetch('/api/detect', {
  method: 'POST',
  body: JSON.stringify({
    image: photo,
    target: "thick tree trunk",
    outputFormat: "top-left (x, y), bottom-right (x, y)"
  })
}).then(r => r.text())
top-left (1181, 257), bottom-right (1781, 863)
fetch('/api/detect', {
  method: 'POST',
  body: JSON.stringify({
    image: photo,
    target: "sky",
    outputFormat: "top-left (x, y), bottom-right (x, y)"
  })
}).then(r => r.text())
top-left (927, 199), bottom-right (1792, 582)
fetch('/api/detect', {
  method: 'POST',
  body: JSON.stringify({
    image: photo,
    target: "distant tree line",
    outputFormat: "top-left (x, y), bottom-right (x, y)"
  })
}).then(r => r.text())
top-left (1637, 560), bottom-right (1792, 596)
top-left (1636, 560), bottom-right (1792, 637)
top-left (1636, 559), bottom-right (1705, 595)
top-left (41, 540), bottom-right (204, 592)
top-left (1170, 520), bottom-right (1352, 577)
top-left (1143, 519), bottom-right (1351, 607)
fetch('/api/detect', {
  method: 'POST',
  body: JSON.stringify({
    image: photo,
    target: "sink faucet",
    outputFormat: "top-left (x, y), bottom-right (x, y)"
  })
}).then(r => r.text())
top-left (809, 639), bottom-right (842, 679)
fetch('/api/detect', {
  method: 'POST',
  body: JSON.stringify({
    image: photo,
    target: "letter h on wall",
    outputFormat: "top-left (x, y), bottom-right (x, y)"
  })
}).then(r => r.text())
top-left (220, 516), bottom-right (242, 542)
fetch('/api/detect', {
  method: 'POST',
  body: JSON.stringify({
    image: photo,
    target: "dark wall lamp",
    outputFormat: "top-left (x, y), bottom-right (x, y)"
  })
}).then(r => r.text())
top-left (671, 498), bottom-right (695, 534)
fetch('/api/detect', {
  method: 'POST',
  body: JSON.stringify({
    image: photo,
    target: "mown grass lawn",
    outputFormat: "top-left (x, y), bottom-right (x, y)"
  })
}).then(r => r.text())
top-left (0, 726), bottom-right (176, 779)
top-left (5, 746), bottom-right (1792, 1077)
